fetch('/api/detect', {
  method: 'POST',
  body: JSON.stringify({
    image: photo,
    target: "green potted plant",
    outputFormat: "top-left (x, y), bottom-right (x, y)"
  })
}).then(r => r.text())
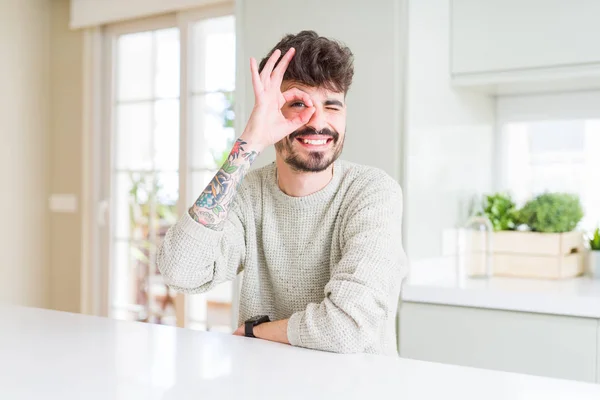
top-left (516, 193), bottom-right (583, 233)
top-left (588, 227), bottom-right (600, 279)
top-left (489, 193), bottom-right (585, 279)
top-left (481, 192), bottom-right (519, 231)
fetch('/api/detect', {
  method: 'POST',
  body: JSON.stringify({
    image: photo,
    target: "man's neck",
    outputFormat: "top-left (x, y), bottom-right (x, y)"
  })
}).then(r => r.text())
top-left (275, 158), bottom-right (334, 197)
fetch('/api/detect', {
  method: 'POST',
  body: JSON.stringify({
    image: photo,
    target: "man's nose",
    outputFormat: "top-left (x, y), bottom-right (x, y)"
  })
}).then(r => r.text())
top-left (305, 106), bottom-right (327, 132)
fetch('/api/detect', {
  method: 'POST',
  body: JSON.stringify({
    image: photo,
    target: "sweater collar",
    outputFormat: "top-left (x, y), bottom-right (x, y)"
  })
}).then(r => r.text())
top-left (268, 160), bottom-right (344, 208)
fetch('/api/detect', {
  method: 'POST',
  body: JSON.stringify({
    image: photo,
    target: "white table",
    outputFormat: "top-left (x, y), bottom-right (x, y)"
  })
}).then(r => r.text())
top-left (1, 305), bottom-right (599, 399)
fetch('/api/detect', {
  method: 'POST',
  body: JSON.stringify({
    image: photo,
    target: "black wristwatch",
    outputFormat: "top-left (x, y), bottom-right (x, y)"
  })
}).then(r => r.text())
top-left (244, 315), bottom-right (270, 338)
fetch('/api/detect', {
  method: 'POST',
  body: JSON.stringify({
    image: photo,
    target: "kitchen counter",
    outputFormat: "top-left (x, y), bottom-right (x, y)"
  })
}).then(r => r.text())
top-left (402, 257), bottom-right (600, 318)
top-left (1, 305), bottom-right (600, 399)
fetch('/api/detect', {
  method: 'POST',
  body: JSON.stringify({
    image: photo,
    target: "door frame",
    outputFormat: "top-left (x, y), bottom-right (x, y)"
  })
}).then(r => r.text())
top-left (81, 3), bottom-right (236, 327)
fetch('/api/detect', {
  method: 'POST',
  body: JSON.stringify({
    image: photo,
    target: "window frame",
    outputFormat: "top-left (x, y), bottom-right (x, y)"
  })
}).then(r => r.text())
top-left (103, 14), bottom-right (180, 325)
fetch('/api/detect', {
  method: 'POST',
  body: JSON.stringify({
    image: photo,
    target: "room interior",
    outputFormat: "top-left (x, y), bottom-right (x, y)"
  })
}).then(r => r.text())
top-left (1, 0), bottom-right (600, 396)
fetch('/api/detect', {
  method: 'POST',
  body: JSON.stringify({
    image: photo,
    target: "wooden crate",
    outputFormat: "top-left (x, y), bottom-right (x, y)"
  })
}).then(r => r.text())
top-left (492, 231), bottom-right (584, 279)
top-left (464, 230), bottom-right (584, 279)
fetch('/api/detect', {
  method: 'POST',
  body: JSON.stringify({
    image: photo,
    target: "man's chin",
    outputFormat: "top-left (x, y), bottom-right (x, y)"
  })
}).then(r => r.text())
top-left (276, 138), bottom-right (343, 173)
top-left (285, 154), bottom-right (334, 173)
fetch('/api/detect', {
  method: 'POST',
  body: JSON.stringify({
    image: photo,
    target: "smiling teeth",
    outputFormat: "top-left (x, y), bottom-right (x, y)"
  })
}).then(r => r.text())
top-left (302, 139), bottom-right (327, 145)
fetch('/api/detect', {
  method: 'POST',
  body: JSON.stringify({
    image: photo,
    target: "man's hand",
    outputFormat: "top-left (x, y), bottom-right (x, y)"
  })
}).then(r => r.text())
top-left (232, 319), bottom-right (290, 345)
top-left (233, 325), bottom-right (245, 336)
top-left (240, 48), bottom-right (315, 151)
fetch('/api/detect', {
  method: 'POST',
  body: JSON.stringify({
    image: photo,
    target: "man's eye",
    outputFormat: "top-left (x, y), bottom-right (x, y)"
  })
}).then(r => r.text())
top-left (326, 107), bottom-right (340, 112)
top-left (291, 102), bottom-right (306, 108)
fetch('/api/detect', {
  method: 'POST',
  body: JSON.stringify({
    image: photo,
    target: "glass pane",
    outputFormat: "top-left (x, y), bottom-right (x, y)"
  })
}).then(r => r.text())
top-left (155, 172), bottom-right (179, 247)
top-left (187, 281), bottom-right (234, 332)
top-left (117, 31), bottom-right (153, 101)
top-left (111, 240), bottom-right (152, 319)
top-left (112, 241), bottom-right (135, 307)
top-left (114, 173), bottom-right (132, 240)
top-left (188, 293), bottom-right (208, 325)
top-left (154, 99), bottom-right (180, 171)
top-left (114, 172), bottom-right (153, 240)
top-left (584, 120), bottom-right (600, 230)
top-left (116, 103), bottom-right (153, 170)
top-left (192, 16), bottom-right (235, 93)
top-left (189, 170), bottom-right (218, 206)
top-left (503, 119), bottom-right (600, 230)
top-left (529, 120), bottom-right (585, 154)
top-left (155, 28), bottom-right (180, 98)
top-left (191, 93), bottom-right (235, 169)
top-left (149, 274), bottom-right (177, 326)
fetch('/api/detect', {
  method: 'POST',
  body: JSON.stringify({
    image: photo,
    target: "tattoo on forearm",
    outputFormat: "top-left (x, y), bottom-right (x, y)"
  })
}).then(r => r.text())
top-left (189, 139), bottom-right (259, 229)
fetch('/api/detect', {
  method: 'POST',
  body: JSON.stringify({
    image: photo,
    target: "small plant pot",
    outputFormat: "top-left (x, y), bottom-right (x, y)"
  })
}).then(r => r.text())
top-left (588, 251), bottom-right (600, 279)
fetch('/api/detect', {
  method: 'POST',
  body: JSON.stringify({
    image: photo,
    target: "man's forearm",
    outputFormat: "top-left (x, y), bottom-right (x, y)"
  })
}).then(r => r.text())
top-left (254, 319), bottom-right (290, 345)
top-left (188, 137), bottom-right (261, 230)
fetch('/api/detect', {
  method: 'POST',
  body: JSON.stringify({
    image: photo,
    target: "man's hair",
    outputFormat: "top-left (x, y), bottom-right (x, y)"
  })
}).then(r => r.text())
top-left (259, 30), bottom-right (354, 94)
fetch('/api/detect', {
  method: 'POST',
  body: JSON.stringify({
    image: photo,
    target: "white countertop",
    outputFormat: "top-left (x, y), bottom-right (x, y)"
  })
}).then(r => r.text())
top-left (1, 305), bottom-right (600, 399)
top-left (402, 257), bottom-right (600, 318)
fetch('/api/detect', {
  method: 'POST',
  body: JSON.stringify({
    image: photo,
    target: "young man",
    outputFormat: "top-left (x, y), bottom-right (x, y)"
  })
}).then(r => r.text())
top-left (157, 31), bottom-right (407, 355)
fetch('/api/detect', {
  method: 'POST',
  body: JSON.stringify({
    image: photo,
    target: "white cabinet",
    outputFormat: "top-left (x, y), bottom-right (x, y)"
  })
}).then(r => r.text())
top-left (450, 0), bottom-right (600, 93)
top-left (597, 322), bottom-right (600, 383)
top-left (399, 302), bottom-right (599, 383)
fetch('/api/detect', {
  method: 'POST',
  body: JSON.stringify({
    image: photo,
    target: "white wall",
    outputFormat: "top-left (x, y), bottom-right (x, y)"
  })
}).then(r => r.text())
top-left (237, 0), bottom-right (407, 182)
top-left (0, 0), bottom-right (51, 307)
top-left (404, 0), bottom-right (495, 260)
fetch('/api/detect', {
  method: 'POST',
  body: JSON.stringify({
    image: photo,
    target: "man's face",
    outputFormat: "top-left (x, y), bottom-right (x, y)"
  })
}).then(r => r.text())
top-left (276, 82), bottom-right (347, 173)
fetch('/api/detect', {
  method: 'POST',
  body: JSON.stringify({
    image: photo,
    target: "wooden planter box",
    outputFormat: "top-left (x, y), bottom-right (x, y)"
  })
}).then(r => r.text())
top-left (492, 231), bottom-right (584, 279)
top-left (462, 231), bottom-right (584, 279)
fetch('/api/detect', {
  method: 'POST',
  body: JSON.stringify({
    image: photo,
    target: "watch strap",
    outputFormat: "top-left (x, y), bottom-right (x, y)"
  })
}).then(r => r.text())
top-left (244, 315), bottom-right (270, 338)
top-left (245, 320), bottom-right (256, 338)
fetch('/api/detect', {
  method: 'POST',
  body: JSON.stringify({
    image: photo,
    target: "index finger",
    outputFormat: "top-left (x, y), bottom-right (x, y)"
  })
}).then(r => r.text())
top-left (249, 57), bottom-right (263, 97)
top-left (282, 88), bottom-right (313, 107)
top-left (272, 47), bottom-right (296, 84)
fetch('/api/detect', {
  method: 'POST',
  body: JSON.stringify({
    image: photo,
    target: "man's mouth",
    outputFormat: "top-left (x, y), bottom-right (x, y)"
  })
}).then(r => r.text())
top-left (294, 135), bottom-right (334, 148)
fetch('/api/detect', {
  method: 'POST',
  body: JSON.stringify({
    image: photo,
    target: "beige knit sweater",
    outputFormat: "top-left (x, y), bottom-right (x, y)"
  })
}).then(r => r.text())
top-left (157, 159), bottom-right (407, 355)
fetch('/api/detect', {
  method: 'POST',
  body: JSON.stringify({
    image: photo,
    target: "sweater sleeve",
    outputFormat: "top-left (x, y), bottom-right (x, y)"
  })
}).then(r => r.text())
top-left (287, 174), bottom-right (407, 353)
top-left (156, 193), bottom-right (247, 294)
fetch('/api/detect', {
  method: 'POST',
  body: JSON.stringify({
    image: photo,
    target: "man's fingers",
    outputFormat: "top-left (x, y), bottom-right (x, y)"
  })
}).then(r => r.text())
top-left (249, 57), bottom-right (262, 98)
top-left (233, 325), bottom-right (245, 336)
top-left (272, 47), bottom-right (295, 84)
top-left (282, 88), bottom-right (315, 128)
top-left (287, 106), bottom-right (315, 128)
top-left (282, 88), bottom-right (313, 107)
top-left (260, 49), bottom-right (281, 85)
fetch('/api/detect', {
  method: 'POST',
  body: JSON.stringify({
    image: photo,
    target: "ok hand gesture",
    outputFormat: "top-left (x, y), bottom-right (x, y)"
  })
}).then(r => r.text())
top-left (241, 48), bottom-right (316, 150)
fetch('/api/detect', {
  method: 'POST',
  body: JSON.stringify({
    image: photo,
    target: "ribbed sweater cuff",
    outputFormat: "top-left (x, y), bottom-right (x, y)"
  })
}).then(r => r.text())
top-left (287, 311), bottom-right (304, 347)
top-left (177, 211), bottom-right (224, 242)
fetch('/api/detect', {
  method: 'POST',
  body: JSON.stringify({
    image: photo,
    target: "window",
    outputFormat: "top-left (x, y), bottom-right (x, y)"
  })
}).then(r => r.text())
top-left (110, 26), bottom-right (181, 325)
top-left (103, 7), bottom-right (237, 330)
top-left (498, 93), bottom-right (600, 231)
